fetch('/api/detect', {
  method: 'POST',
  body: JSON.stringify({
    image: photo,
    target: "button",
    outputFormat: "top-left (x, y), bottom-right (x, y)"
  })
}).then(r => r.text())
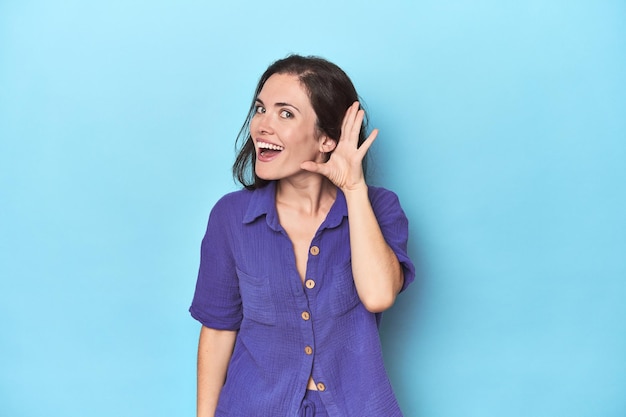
top-left (316, 382), bottom-right (326, 391)
top-left (305, 279), bottom-right (316, 289)
top-left (310, 246), bottom-right (320, 256)
top-left (305, 346), bottom-right (313, 355)
top-left (301, 311), bottom-right (310, 321)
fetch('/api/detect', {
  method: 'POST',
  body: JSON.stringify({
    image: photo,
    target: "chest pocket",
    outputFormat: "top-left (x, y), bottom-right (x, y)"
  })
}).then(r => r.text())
top-left (236, 268), bottom-right (277, 325)
top-left (329, 262), bottom-right (362, 316)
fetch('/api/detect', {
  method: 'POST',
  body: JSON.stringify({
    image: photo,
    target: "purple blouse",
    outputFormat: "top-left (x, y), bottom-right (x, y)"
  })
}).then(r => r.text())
top-left (190, 181), bottom-right (415, 416)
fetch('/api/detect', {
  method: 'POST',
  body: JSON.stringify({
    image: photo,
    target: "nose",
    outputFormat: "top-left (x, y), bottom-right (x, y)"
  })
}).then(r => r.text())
top-left (252, 111), bottom-right (274, 135)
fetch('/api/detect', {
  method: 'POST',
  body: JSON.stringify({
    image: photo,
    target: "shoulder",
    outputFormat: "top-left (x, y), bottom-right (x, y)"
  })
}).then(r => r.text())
top-left (208, 188), bottom-right (254, 221)
top-left (367, 185), bottom-right (409, 222)
top-left (367, 185), bottom-right (397, 198)
top-left (214, 188), bottom-right (254, 207)
top-left (367, 185), bottom-right (401, 207)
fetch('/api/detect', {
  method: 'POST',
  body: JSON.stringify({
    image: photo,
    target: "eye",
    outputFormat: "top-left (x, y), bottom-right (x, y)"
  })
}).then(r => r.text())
top-left (280, 109), bottom-right (293, 119)
top-left (254, 105), bottom-right (266, 114)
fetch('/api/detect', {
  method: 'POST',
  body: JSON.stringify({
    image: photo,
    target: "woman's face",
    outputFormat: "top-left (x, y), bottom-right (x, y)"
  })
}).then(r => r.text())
top-left (250, 73), bottom-right (330, 181)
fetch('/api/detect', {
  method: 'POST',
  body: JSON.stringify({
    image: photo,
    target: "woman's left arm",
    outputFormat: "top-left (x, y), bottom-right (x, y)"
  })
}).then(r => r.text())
top-left (301, 101), bottom-right (404, 312)
top-left (343, 184), bottom-right (404, 312)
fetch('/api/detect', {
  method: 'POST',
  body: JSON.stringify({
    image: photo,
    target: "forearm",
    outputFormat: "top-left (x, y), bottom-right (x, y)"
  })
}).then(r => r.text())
top-left (197, 326), bottom-right (237, 417)
top-left (343, 183), bottom-right (404, 313)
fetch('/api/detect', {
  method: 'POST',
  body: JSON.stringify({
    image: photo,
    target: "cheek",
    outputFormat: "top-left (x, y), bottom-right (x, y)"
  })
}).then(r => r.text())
top-left (249, 116), bottom-right (258, 133)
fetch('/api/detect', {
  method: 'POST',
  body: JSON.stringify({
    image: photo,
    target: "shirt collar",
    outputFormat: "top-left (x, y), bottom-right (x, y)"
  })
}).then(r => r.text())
top-left (323, 188), bottom-right (347, 229)
top-left (243, 181), bottom-right (281, 231)
top-left (242, 181), bottom-right (347, 230)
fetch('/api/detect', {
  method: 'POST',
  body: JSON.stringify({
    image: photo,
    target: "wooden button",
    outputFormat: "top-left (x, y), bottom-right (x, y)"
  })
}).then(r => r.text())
top-left (301, 311), bottom-right (310, 321)
top-left (310, 246), bottom-right (320, 255)
top-left (305, 346), bottom-right (313, 355)
top-left (316, 382), bottom-right (326, 391)
top-left (305, 279), bottom-right (315, 289)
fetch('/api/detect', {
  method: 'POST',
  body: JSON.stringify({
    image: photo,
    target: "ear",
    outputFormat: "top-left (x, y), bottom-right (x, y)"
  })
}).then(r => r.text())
top-left (318, 135), bottom-right (337, 153)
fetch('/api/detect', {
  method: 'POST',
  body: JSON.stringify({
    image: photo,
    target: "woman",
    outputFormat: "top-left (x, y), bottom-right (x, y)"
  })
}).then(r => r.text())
top-left (190, 55), bottom-right (415, 417)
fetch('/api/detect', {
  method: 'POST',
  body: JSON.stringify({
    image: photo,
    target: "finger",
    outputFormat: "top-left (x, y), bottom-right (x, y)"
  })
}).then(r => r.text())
top-left (341, 101), bottom-right (359, 130)
top-left (300, 160), bottom-right (325, 175)
top-left (348, 101), bottom-right (365, 139)
top-left (356, 128), bottom-right (379, 154)
top-left (342, 102), bottom-right (363, 146)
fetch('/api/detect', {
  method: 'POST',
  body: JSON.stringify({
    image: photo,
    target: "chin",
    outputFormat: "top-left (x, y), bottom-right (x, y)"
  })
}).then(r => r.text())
top-left (254, 169), bottom-right (278, 181)
top-left (255, 164), bottom-right (306, 182)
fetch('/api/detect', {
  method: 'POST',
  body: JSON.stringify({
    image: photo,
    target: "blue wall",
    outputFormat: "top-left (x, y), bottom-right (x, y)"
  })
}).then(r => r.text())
top-left (1, 1), bottom-right (625, 416)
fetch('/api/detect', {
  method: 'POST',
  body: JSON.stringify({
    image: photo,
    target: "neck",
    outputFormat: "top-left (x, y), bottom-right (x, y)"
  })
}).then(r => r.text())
top-left (275, 175), bottom-right (337, 216)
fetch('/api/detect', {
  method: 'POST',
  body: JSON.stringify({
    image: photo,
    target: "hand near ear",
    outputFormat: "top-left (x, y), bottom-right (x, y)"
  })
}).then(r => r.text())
top-left (301, 102), bottom-right (378, 191)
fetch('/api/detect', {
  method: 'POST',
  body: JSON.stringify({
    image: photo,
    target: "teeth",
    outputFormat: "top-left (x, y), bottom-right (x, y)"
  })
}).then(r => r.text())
top-left (257, 141), bottom-right (284, 151)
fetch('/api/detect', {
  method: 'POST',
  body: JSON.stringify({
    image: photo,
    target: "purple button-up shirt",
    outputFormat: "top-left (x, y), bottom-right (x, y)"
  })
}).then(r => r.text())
top-left (190, 181), bottom-right (415, 416)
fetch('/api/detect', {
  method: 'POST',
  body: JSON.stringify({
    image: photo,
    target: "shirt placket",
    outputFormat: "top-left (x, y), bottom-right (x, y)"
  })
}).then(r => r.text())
top-left (303, 237), bottom-right (331, 394)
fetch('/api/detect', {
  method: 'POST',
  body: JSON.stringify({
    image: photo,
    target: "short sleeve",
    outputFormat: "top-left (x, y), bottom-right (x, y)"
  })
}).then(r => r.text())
top-left (189, 200), bottom-right (243, 330)
top-left (369, 187), bottom-right (416, 292)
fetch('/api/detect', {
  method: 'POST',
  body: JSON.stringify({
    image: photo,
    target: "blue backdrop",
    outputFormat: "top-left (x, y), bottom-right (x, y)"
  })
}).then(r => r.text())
top-left (1, 1), bottom-right (625, 416)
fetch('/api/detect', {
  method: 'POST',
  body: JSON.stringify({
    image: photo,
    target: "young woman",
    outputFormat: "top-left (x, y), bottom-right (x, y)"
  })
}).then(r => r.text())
top-left (190, 55), bottom-right (415, 417)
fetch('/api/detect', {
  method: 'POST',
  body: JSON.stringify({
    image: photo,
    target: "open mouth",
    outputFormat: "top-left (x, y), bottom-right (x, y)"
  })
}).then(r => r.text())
top-left (257, 141), bottom-right (284, 161)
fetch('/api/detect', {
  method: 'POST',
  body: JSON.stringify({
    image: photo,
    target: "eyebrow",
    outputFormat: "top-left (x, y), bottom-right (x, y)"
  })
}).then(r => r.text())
top-left (255, 98), bottom-right (301, 114)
